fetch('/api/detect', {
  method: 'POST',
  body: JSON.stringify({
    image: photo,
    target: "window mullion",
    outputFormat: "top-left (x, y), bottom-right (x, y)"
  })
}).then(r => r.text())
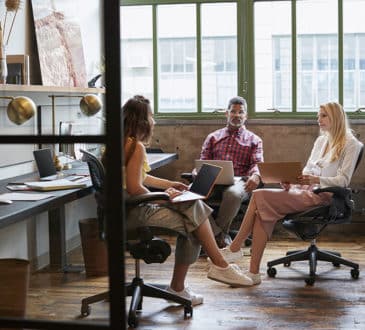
top-left (153, 5), bottom-right (159, 114)
top-left (338, 0), bottom-right (344, 105)
top-left (196, 3), bottom-right (202, 113)
top-left (291, 0), bottom-right (297, 113)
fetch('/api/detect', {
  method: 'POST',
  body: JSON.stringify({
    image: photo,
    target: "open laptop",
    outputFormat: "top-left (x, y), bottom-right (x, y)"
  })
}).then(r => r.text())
top-left (258, 162), bottom-right (302, 184)
top-left (195, 160), bottom-right (237, 185)
top-left (172, 163), bottom-right (222, 203)
top-left (33, 148), bottom-right (84, 181)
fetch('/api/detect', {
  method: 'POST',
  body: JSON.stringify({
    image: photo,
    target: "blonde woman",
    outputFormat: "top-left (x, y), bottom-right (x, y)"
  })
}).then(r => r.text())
top-left (221, 102), bottom-right (363, 285)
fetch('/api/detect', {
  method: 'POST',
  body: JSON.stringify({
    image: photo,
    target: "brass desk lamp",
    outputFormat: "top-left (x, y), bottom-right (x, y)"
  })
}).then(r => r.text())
top-left (49, 94), bottom-right (103, 170)
top-left (1, 95), bottom-right (36, 125)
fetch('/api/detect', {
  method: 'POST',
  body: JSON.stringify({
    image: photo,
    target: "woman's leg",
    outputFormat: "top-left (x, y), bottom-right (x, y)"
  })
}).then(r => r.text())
top-left (193, 220), bottom-right (228, 268)
top-left (229, 196), bottom-right (258, 252)
top-left (249, 216), bottom-right (269, 274)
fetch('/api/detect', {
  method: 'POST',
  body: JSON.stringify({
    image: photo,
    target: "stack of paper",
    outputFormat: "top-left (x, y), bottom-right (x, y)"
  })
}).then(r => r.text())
top-left (25, 179), bottom-right (87, 191)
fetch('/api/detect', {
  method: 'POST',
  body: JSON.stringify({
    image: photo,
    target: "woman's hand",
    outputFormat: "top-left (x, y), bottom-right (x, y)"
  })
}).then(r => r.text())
top-left (297, 174), bottom-right (320, 185)
top-left (165, 187), bottom-right (183, 200)
top-left (170, 181), bottom-right (189, 191)
top-left (280, 182), bottom-right (291, 191)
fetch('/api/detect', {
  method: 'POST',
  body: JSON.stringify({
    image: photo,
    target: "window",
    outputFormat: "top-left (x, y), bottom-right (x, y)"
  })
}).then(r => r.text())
top-left (121, 1), bottom-right (237, 115)
top-left (121, 1), bottom-right (365, 117)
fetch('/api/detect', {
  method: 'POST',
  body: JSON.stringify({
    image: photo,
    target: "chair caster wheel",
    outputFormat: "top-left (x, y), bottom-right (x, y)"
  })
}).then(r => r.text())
top-left (351, 268), bottom-right (359, 279)
top-left (332, 262), bottom-right (340, 267)
top-left (267, 267), bottom-right (277, 278)
top-left (184, 306), bottom-right (193, 318)
top-left (81, 305), bottom-right (90, 317)
top-left (284, 262), bottom-right (291, 267)
top-left (305, 277), bottom-right (315, 285)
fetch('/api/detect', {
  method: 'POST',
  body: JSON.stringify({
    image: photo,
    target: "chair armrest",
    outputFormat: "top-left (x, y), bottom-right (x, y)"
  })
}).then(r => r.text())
top-left (126, 192), bottom-right (169, 207)
top-left (313, 186), bottom-right (351, 198)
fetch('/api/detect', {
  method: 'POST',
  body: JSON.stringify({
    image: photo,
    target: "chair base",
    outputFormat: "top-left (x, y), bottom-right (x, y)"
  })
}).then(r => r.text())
top-left (267, 243), bottom-right (360, 285)
top-left (81, 277), bottom-right (193, 328)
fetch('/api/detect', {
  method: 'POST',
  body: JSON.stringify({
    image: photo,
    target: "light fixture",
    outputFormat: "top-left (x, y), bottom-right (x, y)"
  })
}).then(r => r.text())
top-left (48, 94), bottom-right (103, 170)
top-left (0, 95), bottom-right (36, 125)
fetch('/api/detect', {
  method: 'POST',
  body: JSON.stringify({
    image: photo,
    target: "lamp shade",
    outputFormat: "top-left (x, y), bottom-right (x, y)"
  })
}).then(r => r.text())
top-left (6, 96), bottom-right (36, 125)
top-left (79, 94), bottom-right (102, 117)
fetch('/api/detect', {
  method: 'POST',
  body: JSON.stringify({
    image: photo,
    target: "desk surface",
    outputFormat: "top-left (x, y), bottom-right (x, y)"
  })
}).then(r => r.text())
top-left (0, 163), bottom-right (92, 229)
top-left (147, 152), bottom-right (178, 170)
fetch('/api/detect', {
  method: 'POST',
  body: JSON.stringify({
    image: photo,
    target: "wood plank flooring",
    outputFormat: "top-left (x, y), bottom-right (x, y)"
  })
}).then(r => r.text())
top-left (27, 233), bottom-right (365, 329)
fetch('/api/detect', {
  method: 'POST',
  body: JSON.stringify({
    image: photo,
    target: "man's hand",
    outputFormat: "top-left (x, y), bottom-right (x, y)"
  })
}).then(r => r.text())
top-left (245, 174), bottom-right (261, 192)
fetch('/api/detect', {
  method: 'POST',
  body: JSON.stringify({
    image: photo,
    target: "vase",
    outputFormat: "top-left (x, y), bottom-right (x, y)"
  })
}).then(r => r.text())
top-left (0, 43), bottom-right (7, 84)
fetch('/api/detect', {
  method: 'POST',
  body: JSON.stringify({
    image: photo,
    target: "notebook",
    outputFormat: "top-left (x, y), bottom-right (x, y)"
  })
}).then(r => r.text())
top-left (25, 179), bottom-right (87, 191)
top-left (195, 160), bottom-right (237, 185)
top-left (258, 162), bottom-right (302, 184)
top-left (171, 163), bottom-right (222, 203)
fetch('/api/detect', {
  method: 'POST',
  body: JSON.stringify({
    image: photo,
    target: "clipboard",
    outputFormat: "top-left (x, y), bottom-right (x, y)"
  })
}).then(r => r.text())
top-left (258, 162), bottom-right (302, 184)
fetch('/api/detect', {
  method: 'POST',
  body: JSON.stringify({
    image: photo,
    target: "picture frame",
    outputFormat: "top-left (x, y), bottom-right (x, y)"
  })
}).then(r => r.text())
top-left (6, 54), bottom-right (30, 85)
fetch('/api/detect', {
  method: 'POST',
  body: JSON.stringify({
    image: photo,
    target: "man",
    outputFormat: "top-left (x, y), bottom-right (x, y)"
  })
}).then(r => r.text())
top-left (200, 96), bottom-right (263, 248)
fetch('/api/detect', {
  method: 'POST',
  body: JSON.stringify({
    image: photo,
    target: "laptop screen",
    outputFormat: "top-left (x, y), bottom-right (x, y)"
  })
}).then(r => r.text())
top-left (33, 148), bottom-right (57, 178)
top-left (190, 163), bottom-right (222, 196)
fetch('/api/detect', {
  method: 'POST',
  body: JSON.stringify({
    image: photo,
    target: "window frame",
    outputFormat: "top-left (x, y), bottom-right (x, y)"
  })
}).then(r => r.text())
top-left (121, 0), bottom-right (365, 120)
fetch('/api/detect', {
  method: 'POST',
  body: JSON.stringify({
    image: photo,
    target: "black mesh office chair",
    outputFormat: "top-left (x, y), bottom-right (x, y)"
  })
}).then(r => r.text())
top-left (79, 149), bottom-right (193, 328)
top-left (267, 143), bottom-right (364, 285)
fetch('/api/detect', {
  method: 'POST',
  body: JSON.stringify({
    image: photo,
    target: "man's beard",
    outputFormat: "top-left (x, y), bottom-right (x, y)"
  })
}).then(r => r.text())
top-left (228, 118), bottom-right (243, 128)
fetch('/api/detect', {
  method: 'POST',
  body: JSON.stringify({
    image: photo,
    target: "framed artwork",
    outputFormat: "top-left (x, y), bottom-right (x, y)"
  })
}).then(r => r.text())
top-left (7, 54), bottom-right (30, 85)
top-left (30, 0), bottom-right (87, 87)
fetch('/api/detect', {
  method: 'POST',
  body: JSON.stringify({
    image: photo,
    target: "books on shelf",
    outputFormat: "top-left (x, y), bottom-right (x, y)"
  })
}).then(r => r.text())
top-left (25, 179), bottom-right (87, 191)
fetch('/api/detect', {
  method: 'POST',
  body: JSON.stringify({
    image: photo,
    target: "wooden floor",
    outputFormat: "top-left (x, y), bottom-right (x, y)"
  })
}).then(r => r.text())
top-left (27, 233), bottom-right (365, 329)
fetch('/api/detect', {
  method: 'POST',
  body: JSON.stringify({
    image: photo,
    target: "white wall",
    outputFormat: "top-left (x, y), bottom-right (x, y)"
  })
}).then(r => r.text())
top-left (0, 0), bottom-right (102, 267)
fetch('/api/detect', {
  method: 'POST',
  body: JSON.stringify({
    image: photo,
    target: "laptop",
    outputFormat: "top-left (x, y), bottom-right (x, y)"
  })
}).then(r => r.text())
top-left (258, 162), bottom-right (302, 184)
top-left (33, 148), bottom-right (85, 181)
top-left (195, 160), bottom-right (236, 185)
top-left (171, 163), bottom-right (222, 203)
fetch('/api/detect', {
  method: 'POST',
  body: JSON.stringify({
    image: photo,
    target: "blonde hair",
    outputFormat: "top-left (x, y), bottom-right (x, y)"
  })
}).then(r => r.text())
top-left (320, 102), bottom-right (352, 162)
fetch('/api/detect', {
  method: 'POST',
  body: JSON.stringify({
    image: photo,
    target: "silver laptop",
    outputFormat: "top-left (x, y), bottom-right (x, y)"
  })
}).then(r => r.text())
top-left (195, 160), bottom-right (236, 185)
top-left (172, 163), bottom-right (222, 203)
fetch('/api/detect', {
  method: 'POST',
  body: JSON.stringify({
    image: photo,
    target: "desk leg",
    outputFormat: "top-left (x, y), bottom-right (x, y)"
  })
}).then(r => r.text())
top-left (48, 206), bottom-right (84, 272)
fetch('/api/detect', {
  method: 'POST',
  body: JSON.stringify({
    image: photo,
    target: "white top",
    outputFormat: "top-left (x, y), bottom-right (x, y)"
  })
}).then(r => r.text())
top-left (303, 133), bottom-right (363, 188)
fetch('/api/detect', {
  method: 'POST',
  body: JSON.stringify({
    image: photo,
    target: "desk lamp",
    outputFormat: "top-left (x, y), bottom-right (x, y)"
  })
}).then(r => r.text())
top-left (49, 94), bottom-right (103, 170)
top-left (0, 95), bottom-right (36, 125)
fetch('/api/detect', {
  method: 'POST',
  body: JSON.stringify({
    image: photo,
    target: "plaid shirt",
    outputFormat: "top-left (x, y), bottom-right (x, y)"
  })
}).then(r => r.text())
top-left (200, 126), bottom-right (263, 177)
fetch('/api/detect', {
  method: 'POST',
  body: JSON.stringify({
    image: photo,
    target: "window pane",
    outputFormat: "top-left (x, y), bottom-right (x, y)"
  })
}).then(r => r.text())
top-left (343, 0), bottom-right (365, 112)
top-left (201, 3), bottom-right (237, 112)
top-left (157, 5), bottom-right (197, 113)
top-left (255, 2), bottom-right (291, 113)
top-left (121, 6), bottom-right (153, 105)
top-left (297, 0), bottom-right (338, 111)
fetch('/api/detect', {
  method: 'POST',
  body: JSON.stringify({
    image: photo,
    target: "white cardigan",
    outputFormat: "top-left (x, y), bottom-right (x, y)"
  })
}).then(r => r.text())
top-left (303, 133), bottom-right (363, 188)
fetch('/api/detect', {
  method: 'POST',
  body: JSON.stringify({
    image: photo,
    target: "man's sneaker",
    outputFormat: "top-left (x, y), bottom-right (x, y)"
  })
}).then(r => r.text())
top-left (207, 264), bottom-right (253, 287)
top-left (246, 272), bottom-right (262, 285)
top-left (166, 286), bottom-right (204, 306)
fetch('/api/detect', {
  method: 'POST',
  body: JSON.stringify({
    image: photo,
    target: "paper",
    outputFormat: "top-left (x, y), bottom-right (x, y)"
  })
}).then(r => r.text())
top-left (25, 179), bottom-right (87, 191)
top-left (0, 192), bottom-right (54, 201)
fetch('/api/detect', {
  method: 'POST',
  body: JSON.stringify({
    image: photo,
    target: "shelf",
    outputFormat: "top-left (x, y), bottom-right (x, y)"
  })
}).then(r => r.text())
top-left (0, 84), bottom-right (105, 94)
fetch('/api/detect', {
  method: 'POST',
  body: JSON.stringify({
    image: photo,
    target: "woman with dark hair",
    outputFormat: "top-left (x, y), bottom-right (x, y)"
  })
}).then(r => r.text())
top-left (123, 95), bottom-right (254, 306)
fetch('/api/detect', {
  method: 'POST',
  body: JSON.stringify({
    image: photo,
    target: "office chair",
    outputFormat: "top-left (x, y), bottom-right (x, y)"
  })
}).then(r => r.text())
top-left (79, 149), bottom-right (193, 328)
top-left (267, 144), bottom-right (364, 285)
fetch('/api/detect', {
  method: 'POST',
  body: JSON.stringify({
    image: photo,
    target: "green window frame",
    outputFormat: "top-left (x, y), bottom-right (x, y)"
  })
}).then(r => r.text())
top-left (121, 0), bottom-right (365, 119)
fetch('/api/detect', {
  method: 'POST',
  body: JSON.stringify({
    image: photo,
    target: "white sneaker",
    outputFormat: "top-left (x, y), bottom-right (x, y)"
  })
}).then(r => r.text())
top-left (166, 286), bottom-right (204, 306)
top-left (246, 272), bottom-right (262, 285)
top-left (207, 264), bottom-right (253, 287)
top-left (207, 246), bottom-right (244, 264)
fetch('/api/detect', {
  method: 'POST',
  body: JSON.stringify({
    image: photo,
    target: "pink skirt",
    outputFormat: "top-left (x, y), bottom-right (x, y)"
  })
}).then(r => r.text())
top-left (252, 187), bottom-right (332, 237)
